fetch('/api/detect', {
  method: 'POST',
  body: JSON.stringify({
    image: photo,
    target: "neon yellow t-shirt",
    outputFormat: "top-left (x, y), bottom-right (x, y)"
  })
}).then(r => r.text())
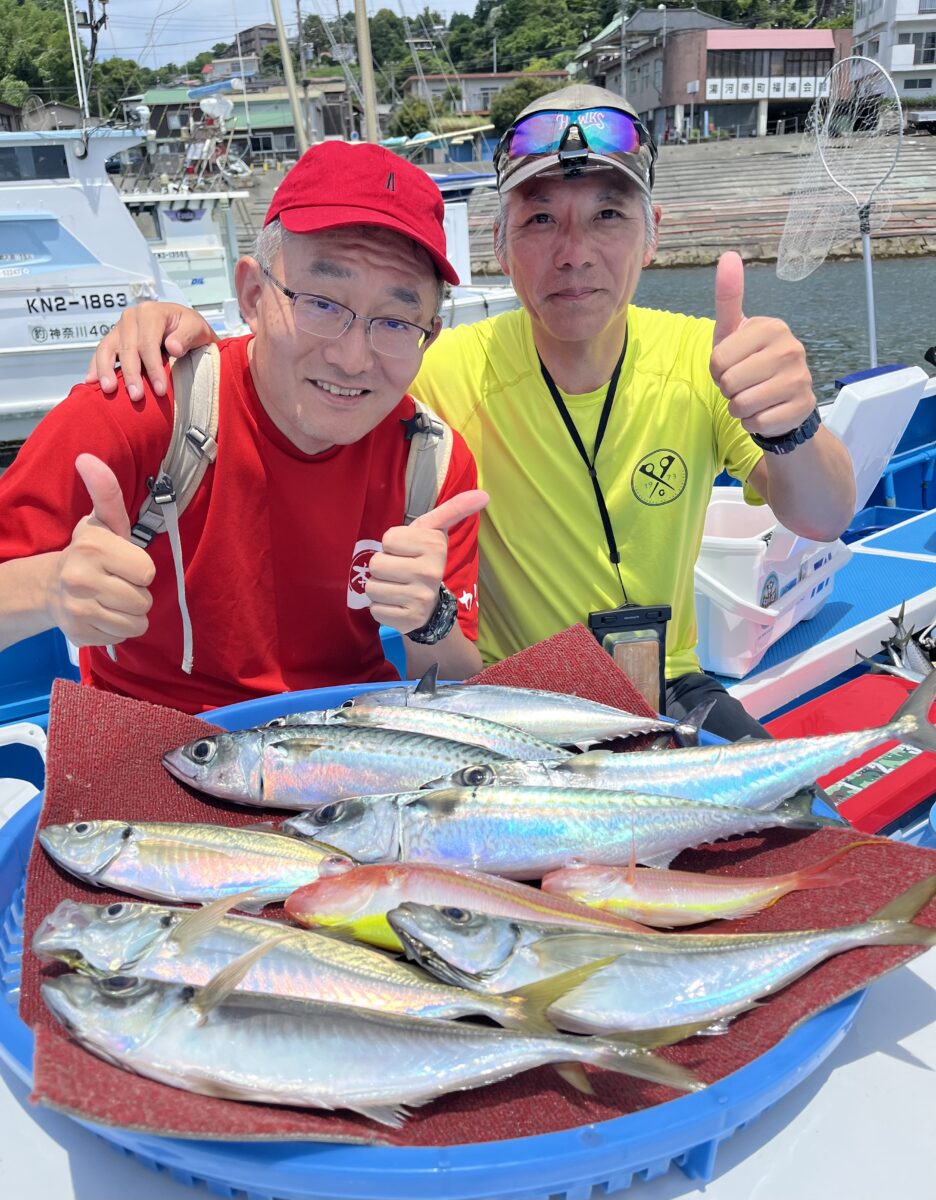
top-left (413, 304), bottom-right (763, 678)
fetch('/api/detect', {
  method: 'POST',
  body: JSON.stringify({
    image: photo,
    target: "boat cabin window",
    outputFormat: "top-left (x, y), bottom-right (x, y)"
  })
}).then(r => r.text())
top-left (128, 204), bottom-right (161, 242)
top-left (0, 144), bottom-right (69, 182)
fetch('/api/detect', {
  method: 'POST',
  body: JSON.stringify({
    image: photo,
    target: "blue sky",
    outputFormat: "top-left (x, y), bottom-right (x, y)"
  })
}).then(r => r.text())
top-left (93, 0), bottom-right (472, 70)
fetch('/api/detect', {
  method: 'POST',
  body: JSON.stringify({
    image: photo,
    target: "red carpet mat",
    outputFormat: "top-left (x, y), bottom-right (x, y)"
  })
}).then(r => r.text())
top-left (18, 633), bottom-right (936, 1146)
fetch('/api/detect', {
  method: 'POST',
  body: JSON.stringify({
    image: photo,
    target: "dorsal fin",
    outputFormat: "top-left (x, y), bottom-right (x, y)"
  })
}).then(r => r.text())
top-left (414, 663), bottom-right (440, 696)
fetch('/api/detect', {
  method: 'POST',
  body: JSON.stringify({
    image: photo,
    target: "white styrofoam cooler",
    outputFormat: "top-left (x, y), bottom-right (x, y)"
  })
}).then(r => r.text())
top-left (694, 365), bottom-right (931, 679)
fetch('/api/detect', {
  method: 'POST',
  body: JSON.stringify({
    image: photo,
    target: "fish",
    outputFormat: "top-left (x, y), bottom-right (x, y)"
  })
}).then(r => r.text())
top-left (162, 724), bottom-right (510, 808)
top-left (387, 874), bottom-right (936, 1035)
top-left (283, 861), bottom-right (649, 952)
top-left (37, 819), bottom-right (353, 912)
top-left (266, 703), bottom-right (572, 762)
top-left (858, 602), bottom-right (936, 684)
top-left (41, 947), bottom-right (702, 1127)
top-left (31, 895), bottom-right (587, 1032)
top-left (347, 665), bottom-right (672, 744)
top-left (432, 670), bottom-right (936, 812)
top-left (538, 840), bottom-right (875, 927)
top-left (281, 786), bottom-right (839, 878)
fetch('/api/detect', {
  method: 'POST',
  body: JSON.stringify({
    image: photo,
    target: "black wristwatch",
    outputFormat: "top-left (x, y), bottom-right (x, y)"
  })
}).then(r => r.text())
top-left (406, 585), bottom-right (458, 645)
top-left (750, 407), bottom-right (822, 455)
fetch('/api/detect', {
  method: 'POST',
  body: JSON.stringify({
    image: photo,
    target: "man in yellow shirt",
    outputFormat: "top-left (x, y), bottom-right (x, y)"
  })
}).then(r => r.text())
top-left (85, 84), bottom-right (856, 740)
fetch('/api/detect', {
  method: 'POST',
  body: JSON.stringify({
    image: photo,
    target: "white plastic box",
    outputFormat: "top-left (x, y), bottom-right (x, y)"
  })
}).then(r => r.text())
top-left (694, 365), bottom-right (930, 679)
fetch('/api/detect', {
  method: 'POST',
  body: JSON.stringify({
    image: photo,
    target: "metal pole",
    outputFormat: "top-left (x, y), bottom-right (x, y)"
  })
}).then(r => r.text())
top-left (270, 0), bottom-right (309, 153)
top-left (354, 0), bottom-right (380, 143)
top-left (62, 0), bottom-right (87, 117)
top-left (619, 5), bottom-right (626, 99)
top-left (492, 35), bottom-right (497, 74)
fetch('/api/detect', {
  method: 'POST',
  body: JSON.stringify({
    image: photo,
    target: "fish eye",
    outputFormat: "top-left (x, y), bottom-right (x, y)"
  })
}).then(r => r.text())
top-left (266, 717), bottom-right (287, 728)
top-left (159, 914), bottom-right (173, 928)
top-left (462, 765), bottom-right (493, 786)
top-left (189, 740), bottom-right (216, 763)
top-left (104, 903), bottom-right (126, 919)
top-left (180, 985), bottom-right (196, 1003)
top-left (340, 699), bottom-right (355, 709)
top-left (73, 822), bottom-right (91, 835)
top-left (315, 802), bottom-right (345, 824)
top-left (101, 975), bottom-right (139, 994)
top-left (441, 906), bottom-right (471, 923)
top-left (121, 826), bottom-right (133, 840)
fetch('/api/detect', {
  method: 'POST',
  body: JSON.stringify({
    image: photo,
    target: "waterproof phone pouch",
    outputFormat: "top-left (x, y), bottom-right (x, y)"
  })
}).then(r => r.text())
top-left (587, 603), bottom-right (671, 714)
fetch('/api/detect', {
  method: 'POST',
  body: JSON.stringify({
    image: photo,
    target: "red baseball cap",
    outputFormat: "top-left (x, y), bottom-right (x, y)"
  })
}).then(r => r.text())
top-left (264, 141), bottom-right (459, 285)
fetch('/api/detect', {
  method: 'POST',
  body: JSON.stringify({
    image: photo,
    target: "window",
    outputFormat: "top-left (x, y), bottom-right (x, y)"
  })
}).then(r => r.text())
top-left (899, 31), bottom-right (936, 64)
top-left (0, 144), bottom-right (69, 181)
top-left (250, 133), bottom-right (273, 153)
top-left (868, 38), bottom-right (880, 57)
top-left (273, 133), bottom-right (296, 152)
top-left (905, 76), bottom-right (933, 88)
top-left (920, 0), bottom-right (936, 11)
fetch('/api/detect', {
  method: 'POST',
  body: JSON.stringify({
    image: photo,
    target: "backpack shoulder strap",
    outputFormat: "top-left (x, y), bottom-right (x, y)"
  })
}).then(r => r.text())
top-left (130, 343), bottom-right (221, 548)
top-left (403, 398), bottom-right (454, 525)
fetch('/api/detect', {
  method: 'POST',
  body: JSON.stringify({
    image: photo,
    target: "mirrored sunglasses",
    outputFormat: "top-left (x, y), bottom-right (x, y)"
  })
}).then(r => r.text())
top-left (502, 107), bottom-right (654, 160)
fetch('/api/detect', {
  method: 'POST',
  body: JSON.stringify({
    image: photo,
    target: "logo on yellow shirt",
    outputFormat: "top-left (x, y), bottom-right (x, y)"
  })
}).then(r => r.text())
top-left (631, 450), bottom-right (687, 506)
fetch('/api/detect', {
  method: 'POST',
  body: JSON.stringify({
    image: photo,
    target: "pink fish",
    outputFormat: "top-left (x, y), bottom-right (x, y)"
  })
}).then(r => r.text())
top-left (285, 861), bottom-right (649, 951)
top-left (539, 840), bottom-right (877, 928)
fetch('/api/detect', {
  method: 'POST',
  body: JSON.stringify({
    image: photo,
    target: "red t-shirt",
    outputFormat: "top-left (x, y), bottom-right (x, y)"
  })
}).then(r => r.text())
top-left (0, 336), bottom-right (480, 713)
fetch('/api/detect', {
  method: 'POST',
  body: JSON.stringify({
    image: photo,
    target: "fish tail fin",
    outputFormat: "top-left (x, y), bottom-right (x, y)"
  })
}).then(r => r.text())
top-left (865, 874), bottom-right (936, 945)
top-left (506, 954), bottom-right (623, 1035)
top-left (554, 1063), bottom-right (595, 1095)
top-left (773, 791), bottom-right (841, 829)
top-left (887, 671), bottom-right (936, 753)
top-left (582, 1041), bottom-right (703, 1093)
top-left (783, 839), bottom-right (882, 894)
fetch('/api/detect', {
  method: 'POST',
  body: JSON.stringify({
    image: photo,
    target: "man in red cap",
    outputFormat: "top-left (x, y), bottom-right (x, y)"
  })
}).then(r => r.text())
top-left (0, 142), bottom-right (486, 713)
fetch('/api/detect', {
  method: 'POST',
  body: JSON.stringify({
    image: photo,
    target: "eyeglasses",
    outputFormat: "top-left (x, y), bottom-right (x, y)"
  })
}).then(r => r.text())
top-left (260, 267), bottom-right (434, 358)
top-left (495, 107), bottom-right (657, 176)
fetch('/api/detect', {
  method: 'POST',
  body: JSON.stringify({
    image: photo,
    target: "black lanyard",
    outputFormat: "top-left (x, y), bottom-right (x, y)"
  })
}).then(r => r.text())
top-left (538, 335), bottom-right (628, 600)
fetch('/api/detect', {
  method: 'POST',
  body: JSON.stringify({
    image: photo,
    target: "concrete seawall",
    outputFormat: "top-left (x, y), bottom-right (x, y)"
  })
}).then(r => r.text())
top-left (233, 134), bottom-right (936, 274)
top-left (463, 133), bottom-right (936, 274)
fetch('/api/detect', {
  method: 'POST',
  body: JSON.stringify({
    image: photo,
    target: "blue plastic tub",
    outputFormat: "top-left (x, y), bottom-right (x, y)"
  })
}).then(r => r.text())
top-left (0, 681), bottom-right (867, 1200)
top-left (0, 629), bottom-right (80, 726)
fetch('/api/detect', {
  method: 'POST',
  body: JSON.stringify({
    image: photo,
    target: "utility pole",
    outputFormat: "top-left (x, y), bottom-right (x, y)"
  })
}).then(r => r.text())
top-left (619, 2), bottom-right (626, 98)
top-left (270, 0), bottom-right (309, 152)
top-left (354, 0), bottom-right (380, 143)
top-left (296, 0), bottom-right (306, 76)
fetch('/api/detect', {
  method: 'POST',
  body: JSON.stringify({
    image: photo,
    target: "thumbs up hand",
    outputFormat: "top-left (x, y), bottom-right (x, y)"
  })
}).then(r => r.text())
top-left (709, 252), bottom-right (816, 439)
top-left (367, 490), bottom-right (488, 635)
top-left (47, 455), bottom-right (156, 648)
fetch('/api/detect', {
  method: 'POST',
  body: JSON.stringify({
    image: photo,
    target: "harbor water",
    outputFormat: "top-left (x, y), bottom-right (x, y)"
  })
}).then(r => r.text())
top-left (634, 256), bottom-right (936, 402)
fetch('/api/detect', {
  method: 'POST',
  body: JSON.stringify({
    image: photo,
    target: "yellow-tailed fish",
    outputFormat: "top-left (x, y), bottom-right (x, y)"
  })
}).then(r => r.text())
top-left (37, 819), bottom-right (352, 911)
top-left (539, 840), bottom-right (877, 927)
top-left (388, 875), bottom-right (936, 1034)
top-left (284, 861), bottom-right (649, 951)
top-left (31, 895), bottom-right (599, 1034)
top-left (42, 946), bottom-right (702, 1127)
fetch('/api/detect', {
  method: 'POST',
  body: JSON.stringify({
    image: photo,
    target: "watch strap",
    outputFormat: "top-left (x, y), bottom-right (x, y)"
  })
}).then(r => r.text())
top-left (406, 585), bottom-right (458, 645)
top-left (750, 406), bottom-right (822, 455)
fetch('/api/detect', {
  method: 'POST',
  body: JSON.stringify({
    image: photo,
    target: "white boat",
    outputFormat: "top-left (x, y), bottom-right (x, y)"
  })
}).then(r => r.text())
top-left (0, 129), bottom-right (198, 446)
top-left (0, 127), bottom-right (516, 458)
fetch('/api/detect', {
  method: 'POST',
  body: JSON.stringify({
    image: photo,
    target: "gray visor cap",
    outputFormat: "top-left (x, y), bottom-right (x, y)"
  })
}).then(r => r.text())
top-left (496, 84), bottom-right (656, 197)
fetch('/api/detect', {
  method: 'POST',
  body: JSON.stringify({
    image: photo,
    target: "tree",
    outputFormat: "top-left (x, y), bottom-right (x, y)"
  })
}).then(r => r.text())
top-left (0, 0), bottom-right (79, 106)
top-left (489, 75), bottom-right (559, 133)
top-left (387, 96), bottom-right (432, 137)
top-left (370, 9), bottom-right (407, 66)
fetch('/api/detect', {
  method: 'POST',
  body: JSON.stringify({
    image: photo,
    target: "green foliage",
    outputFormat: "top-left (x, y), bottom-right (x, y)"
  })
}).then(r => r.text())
top-left (88, 57), bottom-right (158, 118)
top-left (0, 0), bottom-right (78, 105)
top-left (489, 75), bottom-right (561, 133)
top-left (387, 96), bottom-right (432, 137)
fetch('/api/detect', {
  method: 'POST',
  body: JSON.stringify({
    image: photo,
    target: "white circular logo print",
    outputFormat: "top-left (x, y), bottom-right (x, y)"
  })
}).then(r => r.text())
top-left (347, 539), bottom-right (382, 609)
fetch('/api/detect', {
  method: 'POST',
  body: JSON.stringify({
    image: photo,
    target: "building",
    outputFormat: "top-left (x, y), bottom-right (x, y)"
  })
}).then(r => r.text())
top-left (0, 103), bottom-right (21, 132)
top-left (854, 0), bottom-right (936, 99)
top-left (402, 70), bottom-right (568, 115)
top-left (219, 24), bottom-right (280, 61)
top-left (202, 56), bottom-right (260, 84)
top-left (577, 9), bottom-right (852, 142)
